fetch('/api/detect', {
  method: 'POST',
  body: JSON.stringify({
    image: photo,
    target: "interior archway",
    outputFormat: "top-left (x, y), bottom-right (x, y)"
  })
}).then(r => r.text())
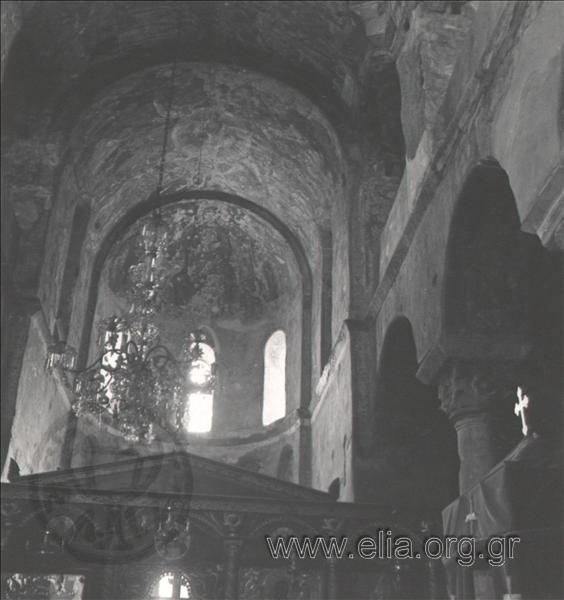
top-left (444, 160), bottom-right (563, 442)
top-left (84, 197), bottom-right (304, 442)
top-left (368, 317), bottom-right (458, 508)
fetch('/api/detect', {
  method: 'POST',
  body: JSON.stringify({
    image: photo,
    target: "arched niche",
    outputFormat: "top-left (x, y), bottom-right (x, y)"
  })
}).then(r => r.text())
top-left (44, 61), bottom-right (343, 407)
top-left (370, 317), bottom-right (458, 508)
top-left (84, 195), bottom-right (308, 440)
top-left (443, 160), bottom-right (562, 438)
top-left (444, 161), bottom-right (542, 337)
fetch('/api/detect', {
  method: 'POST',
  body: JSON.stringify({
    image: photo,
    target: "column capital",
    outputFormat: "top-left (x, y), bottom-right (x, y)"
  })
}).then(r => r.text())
top-left (296, 407), bottom-right (311, 424)
top-left (437, 359), bottom-right (516, 423)
top-left (222, 512), bottom-right (243, 537)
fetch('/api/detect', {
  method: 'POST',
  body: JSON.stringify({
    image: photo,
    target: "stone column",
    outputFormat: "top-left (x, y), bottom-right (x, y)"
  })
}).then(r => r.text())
top-left (438, 359), bottom-right (516, 494)
top-left (421, 521), bottom-right (448, 599)
top-left (223, 538), bottom-right (243, 600)
top-left (325, 555), bottom-right (338, 600)
top-left (1, 297), bottom-right (41, 469)
top-left (222, 513), bottom-right (243, 600)
top-left (297, 407), bottom-right (312, 487)
top-left (322, 518), bottom-right (341, 600)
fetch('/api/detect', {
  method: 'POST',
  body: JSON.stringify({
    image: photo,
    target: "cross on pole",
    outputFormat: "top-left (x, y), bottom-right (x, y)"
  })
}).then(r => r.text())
top-left (514, 387), bottom-right (530, 436)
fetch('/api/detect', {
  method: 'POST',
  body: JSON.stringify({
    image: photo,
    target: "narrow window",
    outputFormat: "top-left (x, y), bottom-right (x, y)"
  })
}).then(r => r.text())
top-left (183, 333), bottom-right (215, 433)
top-left (183, 391), bottom-right (213, 434)
top-left (263, 330), bottom-right (286, 425)
top-left (150, 572), bottom-right (191, 599)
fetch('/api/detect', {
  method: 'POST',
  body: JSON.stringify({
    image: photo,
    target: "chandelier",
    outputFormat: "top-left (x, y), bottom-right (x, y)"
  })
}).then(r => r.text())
top-left (47, 31), bottom-right (215, 441)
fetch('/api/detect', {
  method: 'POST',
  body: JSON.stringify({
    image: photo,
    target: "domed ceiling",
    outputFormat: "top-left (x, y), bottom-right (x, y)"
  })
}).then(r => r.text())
top-left (98, 199), bottom-right (300, 351)
top-left (69, 61), bottom-right (345, 253)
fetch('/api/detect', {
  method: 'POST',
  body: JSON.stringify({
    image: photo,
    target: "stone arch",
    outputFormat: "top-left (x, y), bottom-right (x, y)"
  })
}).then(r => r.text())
top-left (51, 190), bottom-right (316, 479)
top-left (76, 190), bottom-right (313, 412)
top-left (188, 325), bottom-right (221, 365)
top-left (367, 316), bottom-right (458, 508)
top-left (443, 160), bottom-right (541, 337)
top-left (443, 159), bottom-right (563, 439)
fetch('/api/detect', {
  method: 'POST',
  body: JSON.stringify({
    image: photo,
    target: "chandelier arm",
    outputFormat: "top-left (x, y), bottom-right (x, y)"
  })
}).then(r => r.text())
top-left (65, 353), bottom-right (111, 375)
top-left (97, 361), bottom-right (124, 375)
top-left (125, 339), bottom-right (140, 356)
top-left (144, 344), bottom-right (179, 364)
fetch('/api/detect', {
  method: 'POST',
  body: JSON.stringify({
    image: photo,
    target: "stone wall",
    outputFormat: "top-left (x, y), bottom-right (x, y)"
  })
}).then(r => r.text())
top-left (375, 1), bottom-right (564, 363)
top-left (0, 1), bottom-right (33, 83)
top-left (310, 324), bottom-right (353, 501)
top-left (71, 411), bottom-right (301, 482)
top-left (1, 311), bottom-right (71, 478)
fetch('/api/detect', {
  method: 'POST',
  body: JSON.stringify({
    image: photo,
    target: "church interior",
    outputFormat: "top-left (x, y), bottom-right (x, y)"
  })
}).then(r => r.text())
top-left (1, 1), bottom-right (563, 599)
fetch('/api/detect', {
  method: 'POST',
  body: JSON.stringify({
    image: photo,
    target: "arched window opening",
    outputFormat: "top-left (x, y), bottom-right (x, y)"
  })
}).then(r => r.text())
top-left (150, 571), bottom-right (191, 599)
top-left (263, 330), bottom-right (286, 426)
top-left (183, 332), bottom-right (216, 434)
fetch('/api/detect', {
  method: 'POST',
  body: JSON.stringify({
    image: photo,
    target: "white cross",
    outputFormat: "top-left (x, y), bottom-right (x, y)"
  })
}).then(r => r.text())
top-left (514, 387), bottom-right (530, 436)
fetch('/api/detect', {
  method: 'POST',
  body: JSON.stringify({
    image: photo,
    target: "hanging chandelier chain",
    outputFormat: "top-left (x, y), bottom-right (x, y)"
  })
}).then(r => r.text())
top-left (156, 17), bottom-right (183, 198)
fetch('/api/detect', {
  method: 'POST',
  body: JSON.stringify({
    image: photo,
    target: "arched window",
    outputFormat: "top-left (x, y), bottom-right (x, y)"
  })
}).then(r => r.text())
top-left (182, 332), bottom-right (215, 434)
top-left (149, 571), bottom-right (191, 599)
top-left (262, 330), bottom-right (286, 426)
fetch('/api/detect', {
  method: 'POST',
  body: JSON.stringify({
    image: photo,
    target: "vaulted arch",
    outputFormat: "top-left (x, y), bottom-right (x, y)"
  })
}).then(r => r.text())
top-left (365, 317), bottom-right (458, 508)
top-left (444, 160), bottom-right (540, 338)
top-left (443, 160), bottom-right (563, 440)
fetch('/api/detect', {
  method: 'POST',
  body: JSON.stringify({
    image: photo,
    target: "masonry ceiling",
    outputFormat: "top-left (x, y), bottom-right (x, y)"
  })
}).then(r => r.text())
top-left (4, 0), bottom-right (369, 135)
top-left (102, 200), bottom-right (300, 341)
top-left (2, 0), bottom-right (405, 306)
top-left (71, 61), bottom-right (345, 250)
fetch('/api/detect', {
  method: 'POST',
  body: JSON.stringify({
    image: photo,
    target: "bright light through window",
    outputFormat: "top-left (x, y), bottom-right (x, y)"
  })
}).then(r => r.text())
top-left (152, 572), bottom-right (191, 599)
top-left (263, 330), bottom-right (286, 425)
top-left (187, 341), bottom-right (215, 385)
top-left (188, 359), bottom-right (211, 386)
top-left (183, 392), bottom-right (213, 433)
top-left (158, 574), bottom-right (174, 598)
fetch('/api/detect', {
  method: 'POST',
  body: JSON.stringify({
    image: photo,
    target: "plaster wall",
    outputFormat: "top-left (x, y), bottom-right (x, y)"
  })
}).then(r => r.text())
top-left (332, 199), bottom-right (350, 346)
top-left (311, 325), bottom-right (353, 501)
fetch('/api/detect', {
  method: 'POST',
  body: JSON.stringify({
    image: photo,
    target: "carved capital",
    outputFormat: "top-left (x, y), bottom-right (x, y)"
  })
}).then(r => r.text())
top-left (296, 407), bottom-right (311, 425)
top-left (222, 512), bottom-right (243, 537)
top-left (223, 535), bottom-right (243, 600)
top-left (438, 359), bottom-right (516, 423)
